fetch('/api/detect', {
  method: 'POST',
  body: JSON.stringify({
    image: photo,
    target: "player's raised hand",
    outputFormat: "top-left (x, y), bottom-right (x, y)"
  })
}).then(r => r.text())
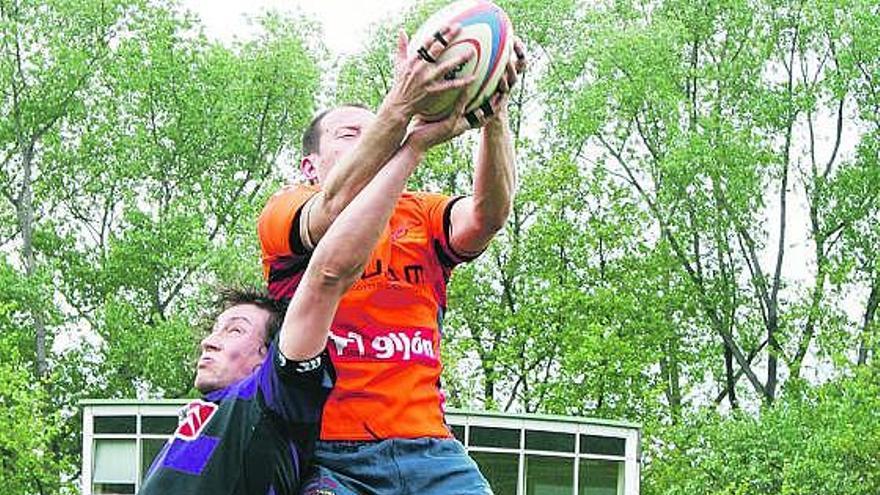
top-left (406, 85), bottom-right (517, 152)
top-left (386, 22), bottom-right (476, 117)
top-left (405, 90), bottom-right (472, 152)
top-left (482, 37), bottom-right (527, 125)
top-left (496, 37), bottom-right (526, 95)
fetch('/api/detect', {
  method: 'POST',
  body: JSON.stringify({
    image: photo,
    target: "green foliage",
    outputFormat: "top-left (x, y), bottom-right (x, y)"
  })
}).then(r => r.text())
top-left (337, 0), bottom-right (880, 491)
top-left (0, 260), bottom-right (69, 494)
top-left (1, 0), bottom-right (322, 492)
top-left (0, 357), bottom-right (66, 495)
top-left (644, 370), bottom-right (880, 495)
top-left (2, 0), bottom-right (879, 492)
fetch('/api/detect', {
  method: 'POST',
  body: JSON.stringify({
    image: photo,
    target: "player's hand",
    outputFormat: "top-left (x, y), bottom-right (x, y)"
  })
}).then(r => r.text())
top-left (405, 91), bottom-right (473, 153)
top-left (482, 38), bottom-right (527, 126)
top-left (386, 23), bottom-right (476, 118)
top-left (496, 37), bottom-right (527, 95)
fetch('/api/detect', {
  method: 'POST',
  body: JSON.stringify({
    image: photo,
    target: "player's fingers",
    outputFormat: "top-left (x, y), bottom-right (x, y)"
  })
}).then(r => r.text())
top-left (412, 115), bottom-right (427, 126)
top-left (465, 100), bottom-right (494, 128)
top-left (451, 86), bottom-right (470, 114)
top-left (422, 23), bottom-right (461, 62)
top-left (426, 74), bottom-right (475, 94)
top-left (397, 29), bottom-right (409, 64)
top-left (497, 72), bottom-right (510, 94)
top-left (449, 90), bottom-right (473, 134)
top-left (513, 38), bottom-right (527, 73)
top-left (451, 116), bottom-right (472, 136)
top-left (490, 90), bottom-right (507, 109)
top-left (466, 94), bottom-right (507, 128)
top-left (464, 109), bottom-right (481, 128)
top-left (430, 50), bottom-right (473, 81)
top-left (505, 59), bottom-right (518, 89)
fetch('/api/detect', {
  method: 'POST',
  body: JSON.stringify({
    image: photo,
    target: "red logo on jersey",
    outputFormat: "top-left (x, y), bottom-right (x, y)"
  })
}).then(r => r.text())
top-left (174, 400), bottom-right (218, 441)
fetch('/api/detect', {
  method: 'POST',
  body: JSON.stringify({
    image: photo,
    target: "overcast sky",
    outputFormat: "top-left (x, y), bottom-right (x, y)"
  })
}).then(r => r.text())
top-left (181, 0), bottom-right (413, 55)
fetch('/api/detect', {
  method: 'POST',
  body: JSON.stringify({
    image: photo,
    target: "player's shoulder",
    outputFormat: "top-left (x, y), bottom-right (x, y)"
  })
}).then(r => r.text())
top-left (270, 183), bottom-right (320, 199)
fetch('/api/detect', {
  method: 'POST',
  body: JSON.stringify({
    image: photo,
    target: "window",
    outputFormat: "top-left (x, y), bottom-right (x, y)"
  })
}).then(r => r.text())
top-left (471, 451), bottom-right (519, 495)
top-left (93, 439), bottom-right (136, 494)
top-left (526, 430), bottom-right (575, 452)
top-left (525, 455), bottom-right (574, 495)
top-left (140, 438), bottom-right (168, 480)
top-left (579, 459), bottom-right (624, 495)
top-left (470, 426), bottom-right (520, 449)
top-left (450, 424), bottom-right (465, 443)
top-left (93, 483), bottom-right (135, 495)
top-left (580, 435), bottom-right (626, 457)
top-left (94, 416), bottom-right (136, 434)
top-left (142, 416), bottom-right (177, 435)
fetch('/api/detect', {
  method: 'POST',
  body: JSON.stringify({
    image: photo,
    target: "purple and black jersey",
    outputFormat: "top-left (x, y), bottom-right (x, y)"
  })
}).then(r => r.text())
top-left (139, 337), bottom-right (333, 495)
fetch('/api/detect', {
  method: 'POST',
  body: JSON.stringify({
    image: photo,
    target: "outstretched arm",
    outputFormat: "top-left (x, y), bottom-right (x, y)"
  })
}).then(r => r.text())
top-left (279, 90), bottom-right (478, 360)
top-left (303, 24), bottom-right (475, 246)
top-left (278, 145), bottom-right (420, 360)
top-left (448, 39), bottom-right (527, 256)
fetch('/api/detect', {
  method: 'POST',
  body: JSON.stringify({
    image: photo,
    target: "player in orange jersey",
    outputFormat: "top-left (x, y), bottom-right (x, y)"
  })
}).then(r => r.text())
top-left (260, 24), bottom-right (526, 495)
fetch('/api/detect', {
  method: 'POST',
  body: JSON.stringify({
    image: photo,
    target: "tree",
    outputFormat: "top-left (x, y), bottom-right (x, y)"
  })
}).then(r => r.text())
top-left (4, 0), bottom-right (879, 491)
top-left (541, 0), bottom-right (880, 408)
top-left (0, 260), bottom-right (67, 495)
top-left (643, 369), bottom-right (880, 495)
top-left (1, 1), bottom-right (323, 491)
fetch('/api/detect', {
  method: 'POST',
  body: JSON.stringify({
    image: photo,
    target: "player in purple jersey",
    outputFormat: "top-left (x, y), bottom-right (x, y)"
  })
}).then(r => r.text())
top-left (138, 87), bottom-right (477, 495)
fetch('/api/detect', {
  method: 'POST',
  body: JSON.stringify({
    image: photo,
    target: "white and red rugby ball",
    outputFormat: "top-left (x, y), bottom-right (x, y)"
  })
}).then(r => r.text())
top-left (408, 0), bottom-right (514, 121)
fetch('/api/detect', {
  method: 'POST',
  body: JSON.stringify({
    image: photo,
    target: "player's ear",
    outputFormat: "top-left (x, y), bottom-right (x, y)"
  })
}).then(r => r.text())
top-left (251, 345), bottom-right (267, 373)
top-left (301, 155), bottom-right (319, 184)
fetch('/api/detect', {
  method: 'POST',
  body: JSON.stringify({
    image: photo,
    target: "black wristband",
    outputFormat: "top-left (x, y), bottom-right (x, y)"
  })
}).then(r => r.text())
top-left (276, 350), bottom-right (324, 375)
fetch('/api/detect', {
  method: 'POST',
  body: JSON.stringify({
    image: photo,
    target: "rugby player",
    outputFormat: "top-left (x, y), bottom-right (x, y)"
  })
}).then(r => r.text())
top-left (138, 88), bottom-right (470, 493)
top-left (259, 26), bottom-right (527, 494)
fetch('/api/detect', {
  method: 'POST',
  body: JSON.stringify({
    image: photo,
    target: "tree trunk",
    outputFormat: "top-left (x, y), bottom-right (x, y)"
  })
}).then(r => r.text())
top-left (660, 338), bottom-right (683, 423)
top-left (858, 279), bottom-right (878, 366)
top-left (724, 342), bottom-right (738, 409)
top-left (791, 255), bottom-right (827, 379)
top-left (18, 143), bottom-right (48, 378)
top-left (715, 339), bottom-right (769, 405)
top-left (483, 366), bottom-right (496, 407)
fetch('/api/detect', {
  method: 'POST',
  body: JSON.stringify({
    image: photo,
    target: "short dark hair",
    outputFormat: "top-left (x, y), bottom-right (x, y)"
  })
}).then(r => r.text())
top-left (216, 286), bottom-right (286, 345)
top-left (301, 103), bottom-right (371, 155)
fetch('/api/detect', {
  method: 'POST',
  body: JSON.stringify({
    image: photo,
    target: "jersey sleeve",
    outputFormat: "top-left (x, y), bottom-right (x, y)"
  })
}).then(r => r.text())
top-left (418, 192), bottom-right (484, 268)
top-left (256, 337), bottom-right (334, 427)
top-left (259, 185), bottom-right (320, 300)
top-left (258, 185), bottom-right (320, 263)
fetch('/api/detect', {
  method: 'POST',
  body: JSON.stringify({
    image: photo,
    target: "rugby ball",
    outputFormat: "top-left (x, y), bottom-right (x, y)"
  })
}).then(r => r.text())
top-left (408, 0), bottom-right (514, 121)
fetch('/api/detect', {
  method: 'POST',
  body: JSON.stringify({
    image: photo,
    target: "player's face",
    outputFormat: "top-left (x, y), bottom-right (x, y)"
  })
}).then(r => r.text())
top-left (309, 106), bottom-right (376, 183)
top-left (195, 304), bottom-right (270, 394)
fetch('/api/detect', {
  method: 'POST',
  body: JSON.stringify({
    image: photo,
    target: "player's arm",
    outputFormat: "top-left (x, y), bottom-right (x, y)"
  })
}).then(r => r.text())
top-left (448, 39), bottom-right (527, 256)
top-left (279, 146), bottom-right (419, 359)
top-left (278, 94), bottom-right (472, 360)
top-left (302, 24), bottom-right (476, 248)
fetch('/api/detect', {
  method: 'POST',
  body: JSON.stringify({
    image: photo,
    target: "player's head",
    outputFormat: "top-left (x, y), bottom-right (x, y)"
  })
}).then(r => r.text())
top-left (194, 288), bottom-right (285, 394)
top-left (300, 103), bottom-right (374, 184)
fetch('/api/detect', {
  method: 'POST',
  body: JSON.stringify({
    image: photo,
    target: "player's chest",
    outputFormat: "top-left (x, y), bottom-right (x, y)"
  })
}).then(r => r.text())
top-left (356, 210), bottom-right (440, 288)
top-left (152, 400), bottom-right (297, 491)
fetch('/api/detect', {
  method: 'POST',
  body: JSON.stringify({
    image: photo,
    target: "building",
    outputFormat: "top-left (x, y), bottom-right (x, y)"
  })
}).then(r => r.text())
top-left (81, 399), bottom-right (640, 495)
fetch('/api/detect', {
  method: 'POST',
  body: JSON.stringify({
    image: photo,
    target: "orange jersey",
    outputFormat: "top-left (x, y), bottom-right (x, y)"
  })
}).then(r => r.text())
top-left (258, 185), bottom-right (474, 440)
